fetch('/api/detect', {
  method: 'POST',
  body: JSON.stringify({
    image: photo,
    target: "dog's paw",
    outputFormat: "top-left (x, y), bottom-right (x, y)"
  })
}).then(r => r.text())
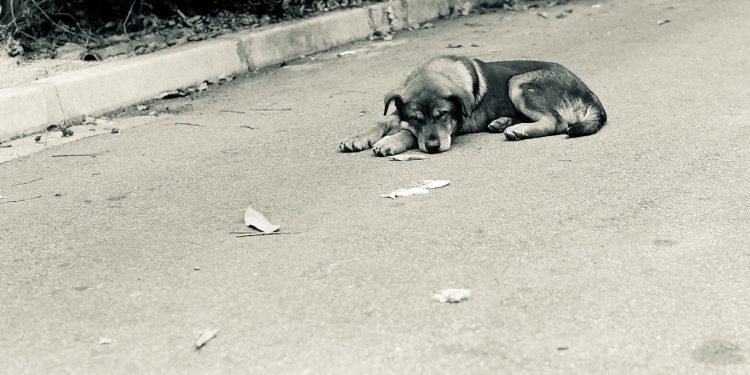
top-left (372, 136), bottom-right (408, 156)
top-left (503, 125), bottom-right (527, 141)
top-left (339, 135), bottom-right (374, 152)
top-left (488, 117), bottom-right (515, 133)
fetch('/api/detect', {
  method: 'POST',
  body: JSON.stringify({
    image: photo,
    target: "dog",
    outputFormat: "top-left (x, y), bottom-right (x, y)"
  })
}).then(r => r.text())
top-left (339, 55), bottom-right (606, 156)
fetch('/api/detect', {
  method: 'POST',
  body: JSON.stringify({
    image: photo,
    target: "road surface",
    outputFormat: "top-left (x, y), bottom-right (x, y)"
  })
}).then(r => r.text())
top-left (1, 0), bottom-right (749, 373)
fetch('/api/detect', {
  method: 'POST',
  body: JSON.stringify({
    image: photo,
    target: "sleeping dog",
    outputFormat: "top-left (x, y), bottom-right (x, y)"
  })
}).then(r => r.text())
top-left (339, 55), bottom-right (607, 156)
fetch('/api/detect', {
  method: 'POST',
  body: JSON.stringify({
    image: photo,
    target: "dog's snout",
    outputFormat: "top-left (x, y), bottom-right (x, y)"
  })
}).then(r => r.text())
top-left (425, 139), bottom-right (441, 153)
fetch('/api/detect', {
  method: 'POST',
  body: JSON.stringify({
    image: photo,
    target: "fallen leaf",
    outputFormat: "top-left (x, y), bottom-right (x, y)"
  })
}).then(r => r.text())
top-left (432, 288), bottom-right (471, 303)
top-left (337, 50), bottom-right (357, 57)
top-left (155, 90), bottom-right (186, 100)
top-left (99, 337), bottom-right (112, 345)
top-left (447, 43), bottom-right (463, 48)
top-left (657, 19), bottom-right (671, 26)
top-left (381, 187), bottom-right (430, 199)
top-left (388, 154), bottom-right (430, 161)
top-left (420, 180), bottom-right (450, 189)
top-left (421, 22), bottom-right (435, 29)
top-left (195, 328), bottom-right (218, 349)
top-left (381, 179), bottom-right (450, 199)
top-left (244, 205), bottom-right (280, 233)
top-left (56, 42), bottom-right (86, 60)
top-left (137, 104), bottom-right (149, 111)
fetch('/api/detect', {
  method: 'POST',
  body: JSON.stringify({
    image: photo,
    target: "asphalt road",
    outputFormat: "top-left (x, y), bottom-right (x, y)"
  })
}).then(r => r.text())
top-left (2, 0), bottom-right (749, 373)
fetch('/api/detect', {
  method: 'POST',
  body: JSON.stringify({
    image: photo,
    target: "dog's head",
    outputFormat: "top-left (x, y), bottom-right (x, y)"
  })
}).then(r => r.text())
top-left (384, 56), bottom-right (486, 153)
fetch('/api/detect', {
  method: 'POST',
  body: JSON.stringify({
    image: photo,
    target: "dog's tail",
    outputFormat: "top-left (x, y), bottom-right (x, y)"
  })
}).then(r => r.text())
top-left (567, 102), bottom-right (607, 137)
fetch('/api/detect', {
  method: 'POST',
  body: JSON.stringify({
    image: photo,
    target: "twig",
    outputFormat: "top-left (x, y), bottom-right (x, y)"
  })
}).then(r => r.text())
top-left (11, 177), bottom-right (43, 187)
top-left (172, 122), bottom-right (205, 127)
top-left (0, 195), bottom-right (43, 205)
top-left (174, 7), bottom-right (191, 26)
top-left (27, 0), bottom-right (94, 44)
top-left (123, 0), bottom-right (138, 41)
top-left (239, 125), bottom-right (256, 130)
top-left (329, 90), bottom-right (367, 98)
top-left (51, 153), bottom-right (100, 158)
top-left (234, 231), bottom-right (298, 238)
top-left (220, 110), bottom-right (246, 114)
top-left (245, 108), bottom-right (293, 112)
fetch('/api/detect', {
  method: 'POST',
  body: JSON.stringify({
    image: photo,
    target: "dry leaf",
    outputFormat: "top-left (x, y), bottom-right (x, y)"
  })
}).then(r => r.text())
top-left (381, 187), bottom-right (430, 199)
top-left (432, 288), bottom-right (471, 303)
top-left (381, 179), bottom-right (450, 199)
top-left (420, 180), bottom-right (450, 189)
top-left (244, 205), bottom-right (280, 233)
top-left (657, 19), bottom-right (671, 26)
top-left (388, 154), bottom-right (430, 161)
top-left (337, 50), bottom-right (357, 57)
top-left (195, 328), bottom-right (218, 349)
top-left (137, 105), bottom-right (149, 111)
top-left (99, 337), bottom-right (112, 345)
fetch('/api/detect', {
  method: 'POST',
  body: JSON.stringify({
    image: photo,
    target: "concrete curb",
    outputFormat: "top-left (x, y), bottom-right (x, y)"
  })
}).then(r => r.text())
top-left (0, 0), bottom-right (504, 141)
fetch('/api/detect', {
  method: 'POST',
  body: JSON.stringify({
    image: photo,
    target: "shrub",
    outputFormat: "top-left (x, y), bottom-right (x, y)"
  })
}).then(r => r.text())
top-left (1, 0), bottom-right (381, 56)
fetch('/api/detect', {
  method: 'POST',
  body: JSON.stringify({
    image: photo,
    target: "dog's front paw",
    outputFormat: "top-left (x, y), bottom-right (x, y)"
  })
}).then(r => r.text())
top-left (488, 117), bottom-right (515, 133)
top-left (339, 135), bottom-right (375, 152)
top-left (503, 125), bottom-right (527, 141)
top-left (372, 136), bottom-right (408, 156)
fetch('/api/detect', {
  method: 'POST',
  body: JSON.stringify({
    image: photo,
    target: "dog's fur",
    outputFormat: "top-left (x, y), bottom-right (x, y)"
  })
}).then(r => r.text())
top-left (339, 56), bottom-right (606, 156)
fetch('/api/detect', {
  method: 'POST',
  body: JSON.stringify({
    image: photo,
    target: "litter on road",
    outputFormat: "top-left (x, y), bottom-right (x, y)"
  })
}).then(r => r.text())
top-left (381, 180), bottom-right (450, 199)
top-left (0, 195), bottom-right (43, 205)
top-left (11, 177), bottom-right (43, 187)
top-left (432, 288), bottom-right (471, 303)
top-left (244, 205), bottom-right (280, 233)
top-left (51, 154), bottom-right (100, 158)
top-left (195, 328), bottom-right (218, 350)
top-left (387, 154), bottom-right (430, 161)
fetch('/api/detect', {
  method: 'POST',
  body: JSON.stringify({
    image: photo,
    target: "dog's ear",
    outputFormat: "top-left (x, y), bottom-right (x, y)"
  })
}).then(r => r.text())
top-left (449, 92), bottom-right (474, 118)
top-left (383, 89), bottom-right (405, 116)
